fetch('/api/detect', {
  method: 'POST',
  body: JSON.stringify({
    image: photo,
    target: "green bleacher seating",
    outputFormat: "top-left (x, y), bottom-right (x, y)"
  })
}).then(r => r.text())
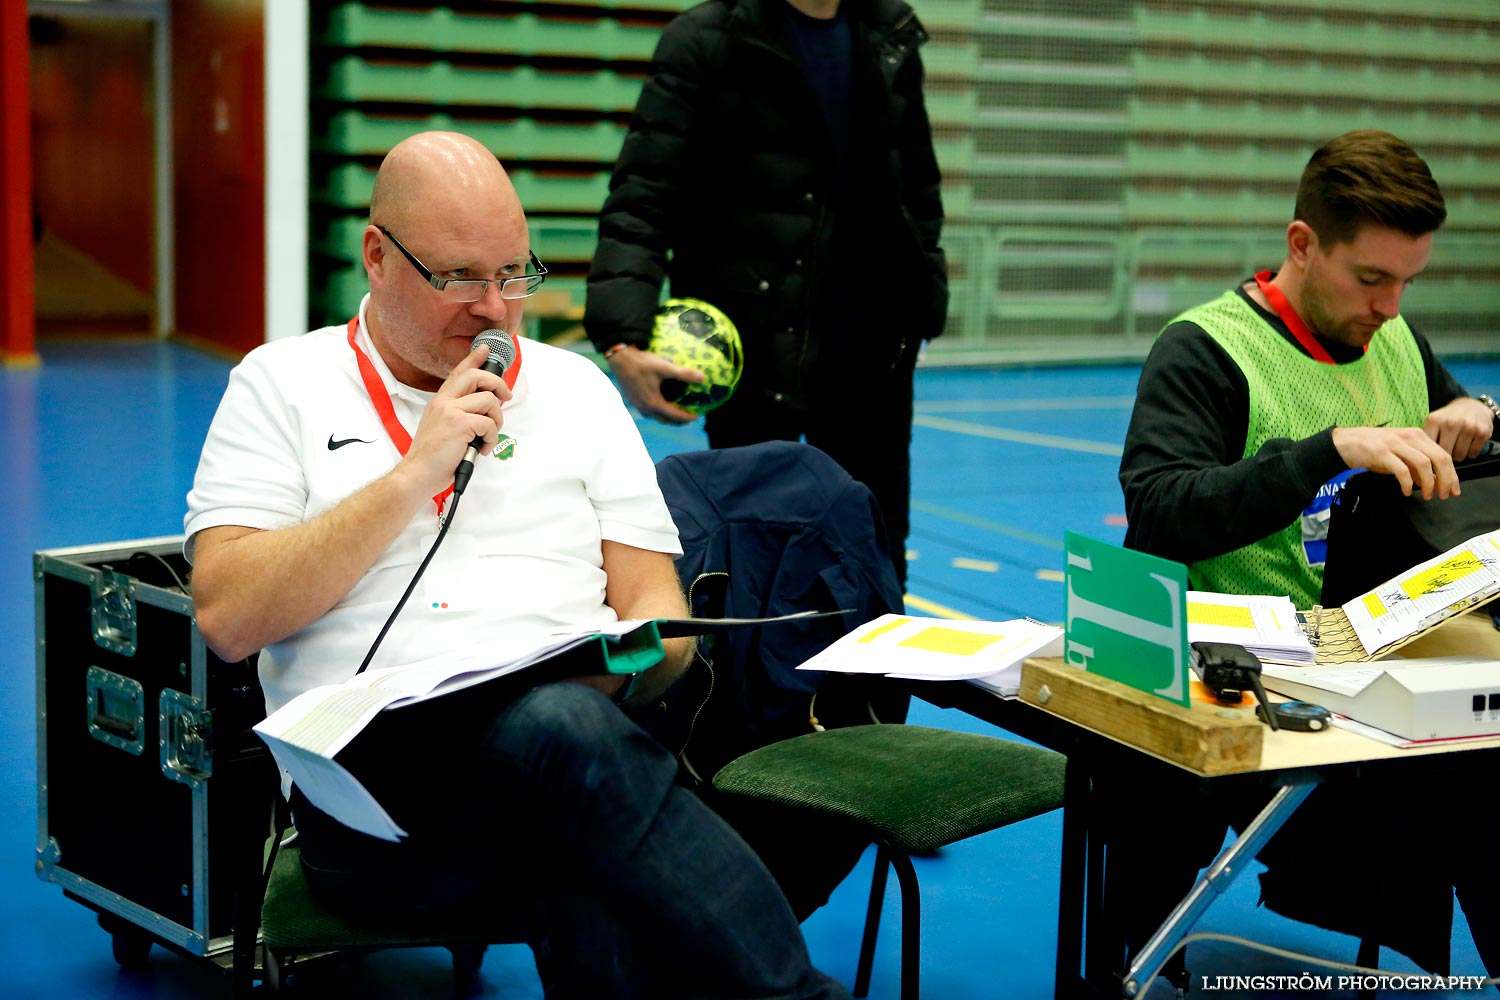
top-left (322, 5), bottom-right (661, 61)
top-left (527, 217), bottom-right (602, 264)
top-left (1256, 0), bottom-right (1498, 23)
top-left (303, 0), bottom-right (1500, 354)
top-left (1126, 99), bottom-right (1500, 151)
top-left (922, 40), bottom-right (978, 80)
top-left (317, 111), bottom-right (626, 163)
top-left (322, 58), bottom-right (644, 113)
top-left (916, 0), bottom-right (982, 32)
top-left (932, 134), bottom-right (974, 174)
top-left (509, 0), bottom-right (694, 11)
top-left (1133, 54), bottom-right (1492, 108)
top-left (315, 162), bottom-right (611, 215)
top-left (925, 89), bottom-right (979, 128)
top-left (1133, 7), bottom-right (1498, 65)
top-left (318, 216), bottom-right (600, 266)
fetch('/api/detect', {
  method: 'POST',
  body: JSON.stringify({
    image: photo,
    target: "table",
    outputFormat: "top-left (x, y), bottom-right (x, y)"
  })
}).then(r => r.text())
top-left (921, 613), bottom-right (1500, 999)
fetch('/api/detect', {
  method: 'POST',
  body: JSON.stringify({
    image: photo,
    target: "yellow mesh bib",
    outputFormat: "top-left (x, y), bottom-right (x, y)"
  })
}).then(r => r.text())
top-left (1175, 292), bottom-right (1427, 607)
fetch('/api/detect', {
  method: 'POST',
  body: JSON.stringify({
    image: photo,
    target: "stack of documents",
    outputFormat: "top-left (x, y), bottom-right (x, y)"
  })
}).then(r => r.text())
top-left (1187, 591), bottom-right (1317, 665)
top-left (795, 614), bottom-right (1064, 697)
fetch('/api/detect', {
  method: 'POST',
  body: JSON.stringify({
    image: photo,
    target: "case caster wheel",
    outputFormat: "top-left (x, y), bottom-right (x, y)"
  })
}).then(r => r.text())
top-left (98, 913), bottom-right (152, 969)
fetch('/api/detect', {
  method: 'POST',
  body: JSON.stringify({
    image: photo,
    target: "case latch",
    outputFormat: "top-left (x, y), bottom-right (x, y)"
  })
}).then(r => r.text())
top-left (85, 665), bottom-right (145, 755)
top-left (160, 689), bottom-right (213, 787)
top-left (91, 567), bottom-right (138, 656)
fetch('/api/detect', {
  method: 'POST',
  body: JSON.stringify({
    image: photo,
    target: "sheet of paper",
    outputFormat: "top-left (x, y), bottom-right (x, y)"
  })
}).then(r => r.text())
top-left (1341, 529), bottom-right (1500, 655)
top-left (796, 614), bottom-right (1063, 688)
top-left (1264, 654), bottom-right (1500, 701)
top-left (1261, 662), bottom-right (1385, 698)
top-left (1330, 712), bottom-right (1500, 750)
top-left (256, 735), bottom-right (408, 841)
top-left (1186, 591), bottom-right (1316, 665)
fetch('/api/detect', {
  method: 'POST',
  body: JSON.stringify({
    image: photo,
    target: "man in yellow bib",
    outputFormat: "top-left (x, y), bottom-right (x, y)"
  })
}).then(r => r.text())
top-left (1114, 130), bottom-right (1499, 983)
top-left (1122, 129), bottom-right (1494, 609)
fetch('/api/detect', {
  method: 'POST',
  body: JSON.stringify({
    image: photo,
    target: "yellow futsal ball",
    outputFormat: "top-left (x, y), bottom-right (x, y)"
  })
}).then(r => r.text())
top-left (649, 298), bottom-right (744, 414)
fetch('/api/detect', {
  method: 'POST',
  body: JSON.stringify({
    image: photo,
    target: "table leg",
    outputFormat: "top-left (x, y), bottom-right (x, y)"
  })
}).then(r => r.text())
top-left (1120, 781), bottom-right (1316, 997)
top-left (1055, 756), bottom-right (1091, 999)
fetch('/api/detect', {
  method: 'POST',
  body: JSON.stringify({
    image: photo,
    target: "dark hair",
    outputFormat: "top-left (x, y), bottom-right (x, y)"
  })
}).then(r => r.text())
top-left (1294, 130), bottom-right (1446, 246)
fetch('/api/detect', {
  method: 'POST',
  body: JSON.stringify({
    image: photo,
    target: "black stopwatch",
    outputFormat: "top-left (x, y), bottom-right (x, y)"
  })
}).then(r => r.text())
top-left (1257, 701), bottom-right (1333, 732)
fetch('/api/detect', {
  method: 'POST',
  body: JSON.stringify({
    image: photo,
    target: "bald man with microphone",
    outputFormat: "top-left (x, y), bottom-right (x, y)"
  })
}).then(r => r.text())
top-left (185, 131), bottom-right (850, 999)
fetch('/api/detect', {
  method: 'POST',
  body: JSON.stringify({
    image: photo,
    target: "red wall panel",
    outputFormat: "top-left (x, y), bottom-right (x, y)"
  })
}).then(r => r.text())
top-left (173, 0), bottom-right (264, 355)
top-left (2, 0), bottom-right (36, 362)
top-left (30, 17), bottom-right (155, 297)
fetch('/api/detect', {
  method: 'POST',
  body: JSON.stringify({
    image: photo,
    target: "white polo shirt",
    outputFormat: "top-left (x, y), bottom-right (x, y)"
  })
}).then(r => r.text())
top-left (185, 296), bottom-right (681, 714)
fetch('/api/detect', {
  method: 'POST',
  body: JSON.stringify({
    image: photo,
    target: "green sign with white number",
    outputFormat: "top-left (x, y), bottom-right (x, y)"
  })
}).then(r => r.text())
top-left (1064, 532), bottom-right (1190, 707)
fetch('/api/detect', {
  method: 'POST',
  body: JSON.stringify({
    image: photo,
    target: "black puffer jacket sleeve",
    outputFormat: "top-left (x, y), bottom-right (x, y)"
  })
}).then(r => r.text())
top-left (888, 45), bottom-right (947, 341)
top-left (586, 9), bottom-right (719, 352)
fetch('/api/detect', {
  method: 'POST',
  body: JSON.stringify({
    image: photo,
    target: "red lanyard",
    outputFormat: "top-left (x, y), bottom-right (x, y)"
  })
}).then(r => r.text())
top-left (345, 318), bottom-right (522, 514)
top-left (1253, 270), bottom-right (1364, 365)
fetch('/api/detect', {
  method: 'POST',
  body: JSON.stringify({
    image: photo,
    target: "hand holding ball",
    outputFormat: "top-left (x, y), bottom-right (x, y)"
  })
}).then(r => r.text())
top-left (649, 299), bottom-right (743, 414)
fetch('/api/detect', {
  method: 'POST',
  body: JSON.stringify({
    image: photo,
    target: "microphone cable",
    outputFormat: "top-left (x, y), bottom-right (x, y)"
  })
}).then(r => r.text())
top-left (351, 329), bottom-right (514, 676)
top-left (354, 489), bottom-right (465, 676)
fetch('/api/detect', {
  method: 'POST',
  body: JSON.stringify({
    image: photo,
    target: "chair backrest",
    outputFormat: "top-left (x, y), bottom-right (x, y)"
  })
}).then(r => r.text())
top-left (655, 441), bottom-right (909, 781)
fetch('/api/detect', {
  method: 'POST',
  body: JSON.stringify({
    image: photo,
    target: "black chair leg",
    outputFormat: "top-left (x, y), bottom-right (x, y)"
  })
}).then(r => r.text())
top-left (449, 943), bottom-right (487, 995)
top-left (1356, 938), bottom-right (1379, 1000)
top-left (262, 948), bottom-right (288, 993)
top-left (887, 847), bottom-right (922, 1000)
top-left (854, 842), bottom-right (891, 998)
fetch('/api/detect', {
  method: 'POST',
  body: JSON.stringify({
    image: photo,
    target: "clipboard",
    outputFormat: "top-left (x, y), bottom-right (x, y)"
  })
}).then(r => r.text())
top-left (1300, 528), bottom-right (1500, 664)
top-left (1300, 593), bottom-right (1499, 664)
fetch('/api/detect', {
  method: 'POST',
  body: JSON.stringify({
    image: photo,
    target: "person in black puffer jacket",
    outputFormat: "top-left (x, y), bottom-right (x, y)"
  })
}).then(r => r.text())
top-left (587, 0), bottom-right (948, 587)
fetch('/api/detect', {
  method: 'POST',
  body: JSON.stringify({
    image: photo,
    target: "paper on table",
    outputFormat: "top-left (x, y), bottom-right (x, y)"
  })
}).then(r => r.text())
top-left (1262, 654), bottom-right (1500, 701)
top-left (796, 614), bottom-right (1064, 694)
top-left (1331, 711), bottom-right (1500, 750)
top-left (1186, 591), bottom-right (1316, 665)
top-left (1260, 662), bottom-right (1386, 698)
top-left (1341, 529), bottom-right (1500, 656)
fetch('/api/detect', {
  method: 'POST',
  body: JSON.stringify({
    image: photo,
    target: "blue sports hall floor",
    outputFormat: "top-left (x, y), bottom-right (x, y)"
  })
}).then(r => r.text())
top-left (2, 338), bottom-right (1497, 999)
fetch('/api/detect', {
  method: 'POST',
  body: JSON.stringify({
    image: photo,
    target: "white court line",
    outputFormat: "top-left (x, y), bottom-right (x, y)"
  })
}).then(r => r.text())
top-left (910, 500), bottom-right (1062, 550)
top-left (952, 557), bottom-right (1000, 572)
top-left (913, 414), bottom-right (1124, 456)
top-left (902, 593), bottom-right (975, 620)
top-left (915, 395), bottom-right (1136, 414)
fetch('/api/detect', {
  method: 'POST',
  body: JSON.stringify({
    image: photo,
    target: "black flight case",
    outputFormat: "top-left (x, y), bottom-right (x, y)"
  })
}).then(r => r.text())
top-left (34, 535), bottom-right (276, 990)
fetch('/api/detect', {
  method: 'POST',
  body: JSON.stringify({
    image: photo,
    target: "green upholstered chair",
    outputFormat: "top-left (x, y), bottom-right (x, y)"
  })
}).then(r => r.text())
top-left (255, 835), bottom-right (521, 992)
top-left (712, 723), bottom-right (1067, 1000)
top-left (228, 817), bottom-right (526, 996)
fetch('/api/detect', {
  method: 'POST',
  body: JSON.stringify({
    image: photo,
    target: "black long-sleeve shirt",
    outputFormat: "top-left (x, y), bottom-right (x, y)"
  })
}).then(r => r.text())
top-left (1119, 278), bottom-right (1466, 564)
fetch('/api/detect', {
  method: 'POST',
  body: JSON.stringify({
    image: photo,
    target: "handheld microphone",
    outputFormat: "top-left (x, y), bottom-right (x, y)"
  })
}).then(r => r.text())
top-left (453, 329), bottom-right (516, 495)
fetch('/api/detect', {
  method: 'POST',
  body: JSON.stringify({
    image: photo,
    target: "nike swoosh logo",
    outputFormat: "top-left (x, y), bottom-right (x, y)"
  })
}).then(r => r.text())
top-left (327, 434), bottom-right (375, 451)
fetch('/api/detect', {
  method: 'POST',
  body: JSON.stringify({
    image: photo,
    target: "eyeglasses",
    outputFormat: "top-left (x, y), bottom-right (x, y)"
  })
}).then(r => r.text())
top-left (378, 225), bottom-right (547, 302)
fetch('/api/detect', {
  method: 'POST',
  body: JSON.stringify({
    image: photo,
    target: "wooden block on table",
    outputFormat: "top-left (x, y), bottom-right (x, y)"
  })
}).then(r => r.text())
top-left (1020, 657), bottom-right (1264, 775)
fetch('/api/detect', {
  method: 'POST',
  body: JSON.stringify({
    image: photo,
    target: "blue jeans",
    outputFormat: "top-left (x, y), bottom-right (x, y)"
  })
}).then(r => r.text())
top-left (294, 681), bottom-right (849, 1000)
